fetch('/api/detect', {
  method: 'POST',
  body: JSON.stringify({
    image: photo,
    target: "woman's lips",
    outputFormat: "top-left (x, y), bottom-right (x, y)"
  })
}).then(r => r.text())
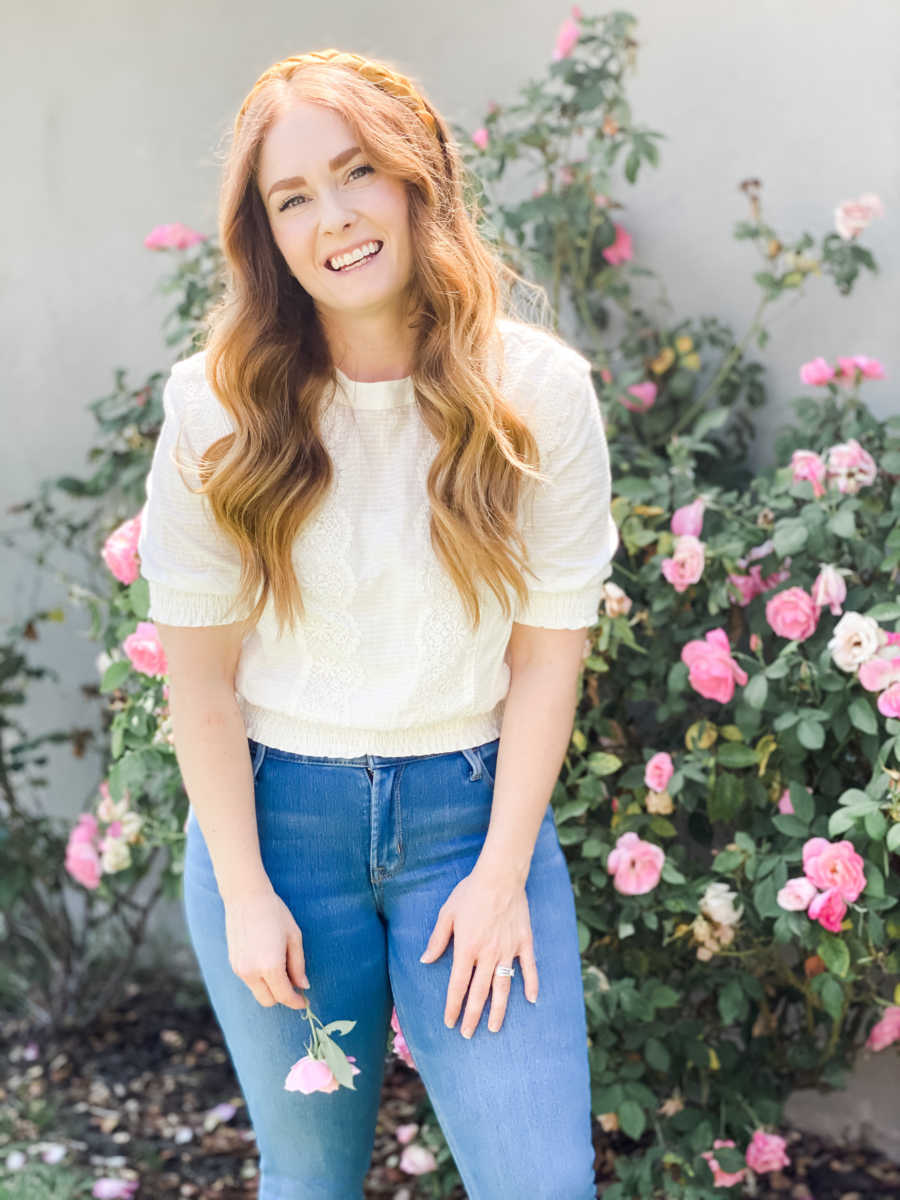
top-left (326, 241), bottom-right (384, 272)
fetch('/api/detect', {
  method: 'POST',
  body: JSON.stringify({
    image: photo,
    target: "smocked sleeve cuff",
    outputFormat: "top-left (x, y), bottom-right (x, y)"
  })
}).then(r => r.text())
top-left (514, 562), bottom-right (614, 630)
top-left (146, 580), bottom-right (250, 627)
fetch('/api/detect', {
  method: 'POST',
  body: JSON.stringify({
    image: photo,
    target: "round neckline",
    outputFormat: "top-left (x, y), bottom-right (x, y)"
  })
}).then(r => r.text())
top-left (333, 365), bottom-right (416, 410)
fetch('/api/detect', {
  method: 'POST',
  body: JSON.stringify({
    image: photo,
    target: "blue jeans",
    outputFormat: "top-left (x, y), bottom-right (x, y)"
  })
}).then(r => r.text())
top-left (183, 736), bottom-right (597, 1199)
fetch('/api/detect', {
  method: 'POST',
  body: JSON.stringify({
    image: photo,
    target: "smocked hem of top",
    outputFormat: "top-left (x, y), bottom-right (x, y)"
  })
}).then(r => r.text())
top-left (236, 697), bottom-right (505, 758)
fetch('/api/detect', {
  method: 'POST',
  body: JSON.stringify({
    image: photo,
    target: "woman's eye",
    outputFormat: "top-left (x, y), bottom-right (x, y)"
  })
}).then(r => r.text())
top-left (279, 194), bottom-right (306, 212)
top-left (349, 163), bottom-right (375, 181)
top-left (277, 164), bottom-right (374, 212)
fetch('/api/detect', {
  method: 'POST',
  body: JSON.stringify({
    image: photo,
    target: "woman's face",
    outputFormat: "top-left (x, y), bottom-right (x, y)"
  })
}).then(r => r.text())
top-left (257, 100), bottom-right (414, 322)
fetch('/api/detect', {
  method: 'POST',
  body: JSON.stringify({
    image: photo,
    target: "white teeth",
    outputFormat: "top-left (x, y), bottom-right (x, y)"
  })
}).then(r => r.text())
top-left (328, 241), bottom-right (381, 271)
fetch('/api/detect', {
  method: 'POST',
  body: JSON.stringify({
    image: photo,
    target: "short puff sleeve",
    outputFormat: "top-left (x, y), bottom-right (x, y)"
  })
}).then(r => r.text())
top-left (137, 355), bottom-right (252, 627)
top-left (515, 357), bottom-right (619, 629)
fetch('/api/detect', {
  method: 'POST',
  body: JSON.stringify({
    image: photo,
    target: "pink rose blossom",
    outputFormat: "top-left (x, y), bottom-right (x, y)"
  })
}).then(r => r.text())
top-left (602, 223), bottom-right (633, 266)
top-left (728, 568), bottom-right (763, 606)
top-left (799, 357), bottom-right (835, 386)
top-left (122, 621), bottom-right (168, 677)
top-left (644, 751), bottom-right (674, 793)
top-left (836, 354), bottom-right (886, 383)
top-left (749, 633), bottom-right (762, 652)
top-left (91, 1180), bottom-right (140, 1199)
top-left (661, 534), bottom-right (705, 593)
top-left (391, 1007), bottom-right (417, 1069)
top-left (811, 565), bottom-right (846, 616)
top-left (70, 812), bottom-right (99, 844)
top-left (790, 449), bottom-right (827, 498)
top-left (619, 380), bottom-right (656, 412)
top-left (802, 837), bottom-right (866, 901)
top-left (701, 1138), bottom-right (747, 1188)
top-left (765, 587), bottom-right (819, 642)
top-left (395, 1123), bottom-right (419, 1145)
top-left (671, 498), bottom-right (705, 538)
top-left (776, 877), bottom-right (817, 911)
top-left (102, 512), bottom-right (143, 585)
top-left (472, 127), bottom-right (489, 151)
top-left (745, 1129), bottom-right (791, 1173)
top-left (284, 1053), bottom-right (359, 1094)
top-left (858, 655), bottom-right (900, 717)
top-left (866, 1005), bottom-right (900, 1051)
top-left (144, 222), bottom-right (206, 250)
top-left (399, 1143), bottom-right (438, 1174)
top-left (777, 788), bottom-right (794, 814)
top-left (807, 887), bottom-right (848, 932)
top-left (834, 193), bottom-right (884, 240)
top-left (65, 833), bottom-right (102, 890)
top-left (681, 628), bottom-right (748, 703)
top-left (606, 831), bottom-right (665, 895)
top-left (825, 438), bottom-right (878, 494)
top-left (552, 15), bottom-right (580, 61)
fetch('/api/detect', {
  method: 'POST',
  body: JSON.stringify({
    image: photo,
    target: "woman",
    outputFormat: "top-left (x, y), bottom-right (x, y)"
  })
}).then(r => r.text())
top-left (138, 47), bottom-right (618, 1200)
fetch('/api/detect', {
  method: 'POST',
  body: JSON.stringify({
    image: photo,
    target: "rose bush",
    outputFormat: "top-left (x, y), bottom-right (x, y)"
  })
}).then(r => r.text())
top-left (2, 6), bottom-right (896, 1197)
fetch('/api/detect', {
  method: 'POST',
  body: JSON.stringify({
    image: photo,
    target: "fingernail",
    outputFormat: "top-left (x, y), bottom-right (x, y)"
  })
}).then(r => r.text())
top-left (419, 953), bottom-right (428, 962)
top-left (528, 992), bottom-right (537, 1003)
top-left (302, 977), bottom-right (310, 988)
top-left (462, 1029), bottom-right (472, 1039)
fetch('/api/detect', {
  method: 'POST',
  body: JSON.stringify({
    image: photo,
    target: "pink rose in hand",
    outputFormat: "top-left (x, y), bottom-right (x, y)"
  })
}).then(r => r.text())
top-left (102, 512), bottom-right (143, 585)
top-left (284, 1053), bottom-right (360, 1094)
top-left (866, 1005), bottom-right (900, 1051)
top-left (606, 831), bottom-right (665, 895)
top-left (681, 628), bottom-right (748, 703)
top-left (745, 1129), bottom-right (790, 1173)
top-left (122, 621), bottom-right (168, 677)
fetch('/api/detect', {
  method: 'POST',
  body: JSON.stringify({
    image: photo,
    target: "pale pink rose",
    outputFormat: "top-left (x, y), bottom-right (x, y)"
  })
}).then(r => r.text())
top-left (681, 628), bottom-right (748, 703)
top-left (765, 587), bottom-right (819, 642)
top-left (619, 380), bottom-right (656, 412)
top-left (602, 580), bottom-right (631, 617)
top-left (811, 565), bottom-right (846, 616)
top-left (828, 611), bottom-right (885, 672)
top-left (92, 1181), bottom-right (140, 1200)
top-left (399, 1143), bottom-right (438, 1175)
top-left (661, 534), bottom-right (705, 593)
top-left (865, 1005), bottom-right (900, 1051)
top-left (874, 679), bottom-right (900, 718)
top-left (701, 1138), bottom-right (747, 1189)
top-left (749, 633), bottom-right (761, 652)
top-left (644, 751), bottom-right (674, 793)
top-left (777, 788), bottom-right (794, 814)
top-left (395, 1123), bottom-right (420, 1145)
top-left (799, 357), bottom-right (835, 386)
top-left (70, 812), bottom-right (99, 844)
top-left (65, 834), bottom-right (102, 890)
top-left (745, 1129), bottom-right (790, 1173)
top-left (803, 837), bottom-right (866, 901)
top-left (606, 831), bottom-right (665, 895)
top-left (284, 1053), bottom-right (359, 1094)
top-left (390, 1007), bottom-right (417, 1069)
top-left (836, 354), bottom-right (886, 383)
top-left (776, 877), bottom-right (817, 911)
top-left (122, 621), bottom-right (168, 677)
top-left (102, 513), bottom-right (143, 585)
top-left (144, 222), bottom-right (206, 250)
top-left (807, 886), bottom-right (847, 932)
top-left (885, 632), bottom-right (900, 646)
top-left (602, 223), bottom-right (633, 266)
top-left (834, 193), bottom-right (884, 240)
top-left (825, 438), bottom-right (878, 494)
top-left (552, 15), bottom-right (580, 61)
top-left (727, 569), bottom-right (763, 607)
top-left (472, 127), bottom-right (489, 151)
top-left (671, 498), bottom-right (705, 538)
top-left (790, 449), bottom-right (827, 498)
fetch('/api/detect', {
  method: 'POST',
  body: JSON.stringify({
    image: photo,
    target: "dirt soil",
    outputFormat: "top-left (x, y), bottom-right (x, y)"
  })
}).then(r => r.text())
top-left (3, 971), bottom-right (900, 1199)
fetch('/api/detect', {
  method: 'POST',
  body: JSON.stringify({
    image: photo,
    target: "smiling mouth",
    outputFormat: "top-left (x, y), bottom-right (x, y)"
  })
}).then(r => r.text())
top-left (325, 241), bottom-right (384, 272)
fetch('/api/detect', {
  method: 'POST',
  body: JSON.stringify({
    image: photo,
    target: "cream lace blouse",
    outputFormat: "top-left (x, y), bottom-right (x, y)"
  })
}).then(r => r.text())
top-left (137, 318), bottom-right (619, 756)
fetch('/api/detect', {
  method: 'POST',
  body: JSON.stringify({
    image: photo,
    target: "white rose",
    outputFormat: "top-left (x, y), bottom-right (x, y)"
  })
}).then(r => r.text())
top-left (700, 881), bottom-right (743, 927)
top-left (101, 837), bottom-right (132, 874)
top-left (827, 611), bottom-right (885, 672)
top-left (603, 581), bottom-right (632, 618)
top-left (120, 811), bottom-right (143, 842)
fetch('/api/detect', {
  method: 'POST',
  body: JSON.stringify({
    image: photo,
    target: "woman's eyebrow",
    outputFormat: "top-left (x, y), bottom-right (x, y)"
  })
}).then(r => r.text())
top-left (266, 146), bottom-right (362, 201)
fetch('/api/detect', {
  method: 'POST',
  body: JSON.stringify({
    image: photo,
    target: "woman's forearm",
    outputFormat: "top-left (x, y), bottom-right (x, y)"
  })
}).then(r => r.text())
top-left (169, 684), bottom-right (272, 904)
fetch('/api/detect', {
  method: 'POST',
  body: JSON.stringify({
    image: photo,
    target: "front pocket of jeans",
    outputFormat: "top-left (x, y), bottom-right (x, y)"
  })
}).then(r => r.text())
top-left (475, 740), bottom-right (500, 787)
top-left (249, 738), bottom-right (267, 781)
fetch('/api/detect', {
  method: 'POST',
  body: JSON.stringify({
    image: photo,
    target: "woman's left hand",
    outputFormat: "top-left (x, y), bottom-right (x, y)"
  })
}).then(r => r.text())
top-left (419, 865), bottom-right (538, 1038)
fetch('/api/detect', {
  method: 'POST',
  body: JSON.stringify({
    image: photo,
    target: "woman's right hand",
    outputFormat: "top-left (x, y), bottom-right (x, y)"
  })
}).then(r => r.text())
top-left (224, 885), bottom-right (309, 1009)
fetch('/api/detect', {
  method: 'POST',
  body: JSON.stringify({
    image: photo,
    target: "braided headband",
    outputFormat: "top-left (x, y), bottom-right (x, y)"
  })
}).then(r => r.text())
top-left (235, 48), bottom-right (440, 141)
